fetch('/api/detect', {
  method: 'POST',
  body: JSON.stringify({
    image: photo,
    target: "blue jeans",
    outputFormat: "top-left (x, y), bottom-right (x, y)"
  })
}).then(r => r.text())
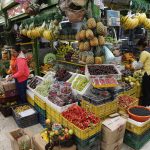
top-left (15, 79), bottom-right (27, 104)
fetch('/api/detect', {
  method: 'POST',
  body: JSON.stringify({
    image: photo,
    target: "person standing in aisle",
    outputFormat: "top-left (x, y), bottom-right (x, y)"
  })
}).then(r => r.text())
top-left (132, 38), bottom-right (150, 106)
top-left (8, 45), bottom-right (30, 104)
top-left (7, 46), bottom-right (17, 75)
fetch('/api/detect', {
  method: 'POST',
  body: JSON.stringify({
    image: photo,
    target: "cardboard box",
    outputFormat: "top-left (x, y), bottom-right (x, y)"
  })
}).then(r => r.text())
top-left (101, 138), bottom-right (123, 150)
top-left (32, 134), bottom-right (76, 150)
top-left (8, 128), bottom-right (33, 150)
top-left (102, 116), bottom-right (127, 144)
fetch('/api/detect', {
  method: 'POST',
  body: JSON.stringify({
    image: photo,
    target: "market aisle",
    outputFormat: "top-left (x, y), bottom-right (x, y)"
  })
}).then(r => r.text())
top-left (0, 112), bottom-right (149, 150)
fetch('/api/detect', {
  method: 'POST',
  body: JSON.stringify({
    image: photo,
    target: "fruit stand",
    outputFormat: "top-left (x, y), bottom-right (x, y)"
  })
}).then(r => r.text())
top-left (0, 0), bottom-right (150, 150)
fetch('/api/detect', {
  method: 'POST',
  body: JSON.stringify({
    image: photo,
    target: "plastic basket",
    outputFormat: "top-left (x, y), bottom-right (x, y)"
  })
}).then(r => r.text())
top-left (126, 118), bottom-right (150, 135)
top-left (75, 132), bottom-right (101, 147)
top-left (62, 116), bottom-right (101, 140)
top-left (117, 94), bottom-right (139, 113)
top-left (0, 95), bottom-right (18, 104)
top-left (85, 64), bottom-right (122, 80)
top-left (81, 99), bottom-right (118, 118)
top-left (123, 85), bottom-right (137, 96)
top-left (27, 94), bottom-right (34, 106)
top-left (34, 92), bottom-right (46, 110)
top-left (12, 104), bottom-right (38, 128)
top-left (1, 107), bottom-right (12, 117)
top-left (39, 113), bottom-right (46, 128)
top-left (46, 103), bottom-right (62, 124)
top-left (124, 129), bottom-right (150, 150)
top-left (34, 103), bottom-right (46, 116)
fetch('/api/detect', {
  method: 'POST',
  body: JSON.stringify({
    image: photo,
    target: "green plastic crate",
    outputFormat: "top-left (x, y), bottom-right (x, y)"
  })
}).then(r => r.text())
top-left (75, 133), bottom-right (101, 150)
top-left (124, 129), bottom-right (150, 150)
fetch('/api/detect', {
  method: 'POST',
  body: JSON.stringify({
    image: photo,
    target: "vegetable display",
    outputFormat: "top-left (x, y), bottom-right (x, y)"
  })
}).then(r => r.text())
top-left (87, 65), bottom-right (118, 75)
top-left (41, 120), bottom-right (74, 147)
top-left (118, 95), bottom-right (137, 109)
top-left (62, 104), bottom-right (100, 130)
top-left (14, 105), bottom-right (31, 113)
top-left (35, 79), bottom-right (53, 97)
top-left (55, 68), bottom-right (72, 82)
top-left (72, 75), bottom-right (89, 92)
top-left (48, 82), bottom-right (77, 107)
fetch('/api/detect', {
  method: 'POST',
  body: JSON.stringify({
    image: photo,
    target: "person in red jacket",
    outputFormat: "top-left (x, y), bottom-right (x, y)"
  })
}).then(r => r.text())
top-left (8, 45), bottom-right (30, 104)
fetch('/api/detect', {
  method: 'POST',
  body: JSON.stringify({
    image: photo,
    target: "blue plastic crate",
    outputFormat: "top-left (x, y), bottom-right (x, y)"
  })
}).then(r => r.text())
top-left (38, 113), bottom-right (46, 128)
top-left (34, 103), bottom-right (46, 116)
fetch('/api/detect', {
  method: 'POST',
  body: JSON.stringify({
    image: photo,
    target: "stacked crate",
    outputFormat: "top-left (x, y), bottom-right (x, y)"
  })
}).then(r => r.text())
top-left (34, 93), bottom-right (46, 127)
top-left (124, 118), bottom-right (150, 150)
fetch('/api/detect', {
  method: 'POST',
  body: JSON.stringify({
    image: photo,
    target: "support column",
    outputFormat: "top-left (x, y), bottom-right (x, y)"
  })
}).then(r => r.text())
top-left (32, 39), bottom-right (40, 75)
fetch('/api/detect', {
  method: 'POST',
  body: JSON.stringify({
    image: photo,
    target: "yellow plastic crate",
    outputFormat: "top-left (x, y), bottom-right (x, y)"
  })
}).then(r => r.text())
top-left (62, 116), bottom-right (101, 140)
top-left (27, 94), bottom-right (34, 106)
top-left (126, 119), bottom-right (150, 135)
top-left (34, 95), bottom-right (46, 110)
top-left (46, 103), bottom-right (51, 114)
top-left (118, 94), bottom-right (139, 113)
top-left (46, 104), bottom-right (62, 123)
top-left (123, 85), bottom-right (137, 97)
top-left (81, 99), bottom-right (118, 118)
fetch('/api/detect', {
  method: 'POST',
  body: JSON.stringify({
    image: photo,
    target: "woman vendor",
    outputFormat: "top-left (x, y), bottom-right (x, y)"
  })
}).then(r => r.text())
top-left (132, 38), bottom-right (150, 106)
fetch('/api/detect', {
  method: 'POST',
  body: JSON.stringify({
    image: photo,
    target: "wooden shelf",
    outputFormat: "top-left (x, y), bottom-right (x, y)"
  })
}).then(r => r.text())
top-left (57, 60), bottom-right (85, 67)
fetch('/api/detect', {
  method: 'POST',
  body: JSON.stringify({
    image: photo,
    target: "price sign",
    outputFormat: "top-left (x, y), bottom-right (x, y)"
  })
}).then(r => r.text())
top-left (107, 10), bottom-right (120, 26)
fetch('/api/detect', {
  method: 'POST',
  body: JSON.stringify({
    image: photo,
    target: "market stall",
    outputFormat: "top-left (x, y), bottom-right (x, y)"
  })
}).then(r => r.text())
top-left (0, 0), bottom-right (150, 150)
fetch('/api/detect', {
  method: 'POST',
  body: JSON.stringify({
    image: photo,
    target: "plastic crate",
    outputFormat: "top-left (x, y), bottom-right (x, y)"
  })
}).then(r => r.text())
top-left (1, 107), bottom-right (12, 117)
top-left (75, 132), bottom-right (101, 147)
top-left (12, 104), bottom-right (38, 128)
top-left (0, 96), bottom-right (18, 104)
top-left (34, 93), bottom-right (46, 110)
top-left (81, 99), bottom-right (118, 118)
top-left (117, 94), bottom-right (139, 113)
top-left (39, 113), bottom-right (46, 128)
top-left (27, 94), bottom-right (34, 106)
top-left (124, 129), bottom-right (150, 150)
top-left (123, 85), bottom-right (137, 96)
top-left (62, 116), bottom-right (101, 140)
top-left (34, 103), bottom-right (46, 117)
top-left (75, 133), bottom-right (100, 150)
top-left (126, 118), bottom-right (150, 135)
top-left (46, 104), bottom-right (62, 124)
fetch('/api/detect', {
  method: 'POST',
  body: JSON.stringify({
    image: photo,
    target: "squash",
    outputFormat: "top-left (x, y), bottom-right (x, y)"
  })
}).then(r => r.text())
top-left (80, 30), bottom-right (86, 40)
top-left (90, 37), bottom-right (99, 47)
top-left (98, 36), bottom-right (105, 46)
top-left (86, 29), bottom-right (94, 40)
top-left (87, 18), bottom-right (97, 29)
top-left (95, 57), bottom-right (103, 64)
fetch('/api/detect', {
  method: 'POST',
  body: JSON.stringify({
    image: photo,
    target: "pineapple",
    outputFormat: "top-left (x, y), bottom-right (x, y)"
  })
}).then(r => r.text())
top-left (96, 22), bottom-right (104, 35)
top-left (87, 18), bottom-right (97, 29)
top-left (86, 52), bottom-right (94, 64)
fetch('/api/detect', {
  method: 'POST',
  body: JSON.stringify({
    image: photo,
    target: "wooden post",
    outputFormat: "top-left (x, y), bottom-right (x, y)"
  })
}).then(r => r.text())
top-left (32, 39), bottom-right (40, 75)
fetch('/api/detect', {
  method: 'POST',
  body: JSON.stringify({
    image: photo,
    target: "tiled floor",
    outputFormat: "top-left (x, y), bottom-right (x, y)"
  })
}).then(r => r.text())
top-left (0, 113), bottom-right (149, 150)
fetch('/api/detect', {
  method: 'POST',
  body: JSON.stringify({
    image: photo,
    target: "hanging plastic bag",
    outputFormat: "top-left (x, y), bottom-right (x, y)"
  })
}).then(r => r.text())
top-left (103, 46), bottom-right (115, 63)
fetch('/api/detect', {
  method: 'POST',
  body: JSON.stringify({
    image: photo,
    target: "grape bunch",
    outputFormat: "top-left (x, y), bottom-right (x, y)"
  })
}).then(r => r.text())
top-left (55, 68), bottom-right (72, 82)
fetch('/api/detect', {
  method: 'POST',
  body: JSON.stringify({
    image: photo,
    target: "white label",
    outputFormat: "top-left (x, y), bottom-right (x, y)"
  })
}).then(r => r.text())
top-left (19, 109), bottom-right (35, 118)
